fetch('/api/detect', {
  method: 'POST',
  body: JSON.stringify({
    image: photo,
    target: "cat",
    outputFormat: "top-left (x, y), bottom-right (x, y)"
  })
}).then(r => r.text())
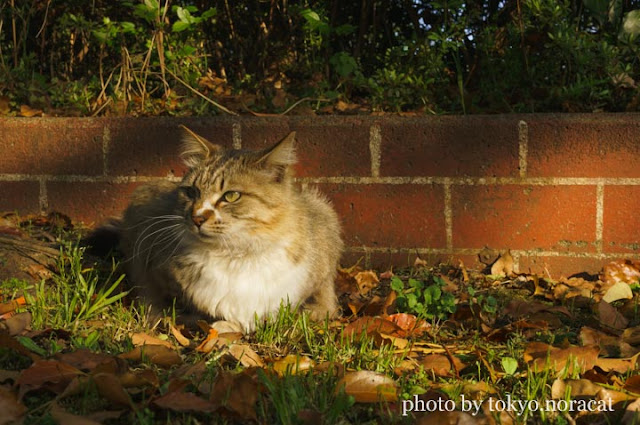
top-left (114, 126), bottom-right (342, 332)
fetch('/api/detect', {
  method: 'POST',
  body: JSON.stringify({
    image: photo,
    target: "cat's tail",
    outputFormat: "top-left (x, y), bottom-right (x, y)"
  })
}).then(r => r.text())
top-left (82, 217), bottom-right (122, 256)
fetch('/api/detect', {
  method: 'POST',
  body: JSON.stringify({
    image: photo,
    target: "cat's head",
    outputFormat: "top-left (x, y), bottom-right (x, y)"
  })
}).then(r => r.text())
top-left (176, 126), bottom-right (297, 245)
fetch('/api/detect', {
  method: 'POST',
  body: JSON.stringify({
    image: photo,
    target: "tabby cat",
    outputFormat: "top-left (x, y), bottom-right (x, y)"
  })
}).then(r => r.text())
top-left (117, 127), bottom-right (342, 332)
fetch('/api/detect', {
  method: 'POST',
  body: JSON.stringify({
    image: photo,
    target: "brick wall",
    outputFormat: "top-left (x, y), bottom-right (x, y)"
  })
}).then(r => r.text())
top-left (1, 115), bottom-right (640, 277)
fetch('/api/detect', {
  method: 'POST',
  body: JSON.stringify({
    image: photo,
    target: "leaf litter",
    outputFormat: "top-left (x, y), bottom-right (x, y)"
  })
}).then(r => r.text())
top-left (5, 219), bottom-right (640, 423)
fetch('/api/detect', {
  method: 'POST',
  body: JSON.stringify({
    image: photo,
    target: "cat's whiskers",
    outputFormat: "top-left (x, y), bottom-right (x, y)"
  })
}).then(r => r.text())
top-left (123, 215), bottom-right (183, 230)
top-left (133, 221), bottom-right (184, 261)
top-left (144, 224), bottom-right (186, 266)
top-left (157, 230), bottom-right (186, 266)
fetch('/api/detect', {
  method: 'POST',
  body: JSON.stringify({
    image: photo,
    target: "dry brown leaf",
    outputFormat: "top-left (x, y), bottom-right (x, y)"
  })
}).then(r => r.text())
top-left (54, 349), bottom-right (115, 372)
top-left (597, 300), bottom-right (629, 330)
top-left (601, 260), bottom-right (640, 286)
top-left (210, 370), bottom-right (260, 421)
top-left (550, 379), bottom-right (602, 399)
top-left (93, 372), bottom-right (134, 408)
top-left (170, 325), bottom-right (191, 347)
top-left (420, 354), bottom-right (465, 378)
top-left (118, 345), bottom-right (182, 368)
top-left (622, 398), bottom-right (640, 425)
top-left (131, 332), bottom-right (173, 348)
top-left (0, 386), bottom-right (26, 425)
top-left (524, 342), bottom-right (599, 375)
top-left (50, 402), bottom-right (102, 425)
top-left (153, 390), bottom-right (216, 412)
top-left (17, 360), bottom-right (84, 397)
top-left (624, 375), bottom-right (640, 394)
top-left (354, 270), bottom-right (380, 295)
top-left (0, 297), bottom-right (26, 317)
top-left (414, 257), bottom-right (428, 268)
top-left (597, 388), bottom-right (633, 406)
top-left (503, 299), bottom-right (571, 319)
top-left (386, 313), bottom-right (430, 337)
top-left (603, 281), bottom-right (634, 303)
top-left (579, 326), bottom-right (637, 358)
top-left (272, 354), bottom-right (315, 377)
top-left (342, 316), bottom-right (403, 339)
top-left (0, 96), bottom-right (10, 116)
top-left (119, 369), bottom-right (159, 389)
top-left (490, 250), bottom-right (514, 277)
top-left (2, 312), bottom-right (31, 336)
top-left (595, 356), bottom-right (639, 374)
top-left (336, 370), bottom-right (397, 403)
top-left (195, 328), bottom-right (219, 353)
top-left (228, 344), bottom-right (264, 368)
top-left (19, 105), bottom-right (43, 117)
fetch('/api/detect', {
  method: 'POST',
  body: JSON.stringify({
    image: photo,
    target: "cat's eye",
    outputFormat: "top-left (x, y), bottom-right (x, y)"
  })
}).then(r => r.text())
top-left (222, 191), bottom-right (241, 203)
top-left (180, 186), bottom-right (199, 199)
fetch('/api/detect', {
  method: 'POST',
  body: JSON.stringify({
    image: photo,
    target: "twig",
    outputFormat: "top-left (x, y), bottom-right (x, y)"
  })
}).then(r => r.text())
top-left (242, 97), bottom-right (331, 116)
top-left (165, 68), bottom-right (238, 116)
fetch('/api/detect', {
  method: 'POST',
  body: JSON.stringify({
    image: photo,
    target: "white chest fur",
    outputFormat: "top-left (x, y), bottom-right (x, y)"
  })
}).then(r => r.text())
top-left (183, 246), bottom-right (309, 331)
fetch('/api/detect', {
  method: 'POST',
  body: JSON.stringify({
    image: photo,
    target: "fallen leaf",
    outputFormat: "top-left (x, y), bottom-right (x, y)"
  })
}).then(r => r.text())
top-left (524, 342), bottom-right (599, 375)
top-left (603, 281), bottom-right (634, 303)
top-left (131, 332), bottom-right (172, 348)
top-left (170, 325), bottom-right (191, 347)
top-left (420, 354), bottom-right (465, 378)
top-left (0, 297), bottom-right (26, 317)
top-left (50, 402), bottom-right (101, 425)
top-left (118, 345), bottom-right (182, 368)
top-left (337, 370), bottom-right (397, 403)
top-left (0, 96), bottom-right (10, 116)
top-left (597, 300), bottom-right (629, 330)
top-left (195, 328), bottom-right (219, 353)
top-left (210, 369), bottom-right (260, 421)
top-left (622, 398), bottom-right (640, 425)
top-left (601, 260), bottom-right (640, 286)
top-left (386, 313), bottom-right (430, 337)
top-left (342, 316), bottom-right (403, 339)
top-left (550, 379), bottom-right (603, 399)
top-left (19, 105), bottom-right (42, 117)
top-left (624, 375), bottom-right (640, 394)
top-left (2, 312), bottom-right (31, 336)
top-left (17, 360), bottom-right (84, 398)
top-left (491, 250), bottom-right (514, 277)
top-left (354, 270), bottom-right (380, 295)
top-left (415, 411), bottom-right (482, 425)
top-left (272, 354), bottom-right (315, 377)
top-left (228, 344), bottom-right (265, 368)
top-left (92, 373), bottom-right (134, 408)
top-left (153, 390), bottom-right (216, 412)
top-left (595, 356), bottom-right (639, 374)
top-left (0, 386), bottom-right (26, 425)
top-left (54, 349), bottom-right (115, 372)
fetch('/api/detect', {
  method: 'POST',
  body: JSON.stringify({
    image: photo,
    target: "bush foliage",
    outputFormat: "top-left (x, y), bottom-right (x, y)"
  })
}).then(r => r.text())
top-left (1, 0), bottom-right (640, 115)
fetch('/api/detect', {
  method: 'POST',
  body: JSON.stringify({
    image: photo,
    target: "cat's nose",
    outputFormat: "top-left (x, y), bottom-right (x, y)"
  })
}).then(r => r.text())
top-left (192, 214), bottom-right (207, 228)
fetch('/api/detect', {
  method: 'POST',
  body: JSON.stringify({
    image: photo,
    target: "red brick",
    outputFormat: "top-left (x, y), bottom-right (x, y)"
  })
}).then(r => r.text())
top-left (0, 118), bottom-right (103, 175)
top-left (0, 181), bottom-right (40, 214)
top-left (369, 251), bottom-right (446, 271)
top-left (527, 115), bottom-right (640, 178)
top-left (452, 185), bottom-right (597, 251)
top-left (603, 186), bottom-right (640, 253)
top-left (107, 118), bottom-right (234, 177)
top-left (518, 256), bottom-right (606, 278)
top-left (241, 118), bottom-right (371, 177)
top-left (46, 181), bottom-right (140, 225)
top-left (379, 116), bottom-right (520, 177)
top-left (317, 183), bottom-right (446, 249)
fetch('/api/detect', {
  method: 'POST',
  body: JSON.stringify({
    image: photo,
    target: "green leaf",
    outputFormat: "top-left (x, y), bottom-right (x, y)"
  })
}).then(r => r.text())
top-left (501, 357), bottom-right (518, 376)
top-left (390, 277), bottom-right (404, 293)
top-left (172, 21), bottom-right (190, 32)
top-left (17, 337), bottom-right (47, 356)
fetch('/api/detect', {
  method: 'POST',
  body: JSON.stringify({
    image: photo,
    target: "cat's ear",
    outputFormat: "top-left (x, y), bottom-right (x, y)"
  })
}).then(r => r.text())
top-left (257, 132), bottom-right (297, 182)
top-left (179, 125), bottom-right (223, 167)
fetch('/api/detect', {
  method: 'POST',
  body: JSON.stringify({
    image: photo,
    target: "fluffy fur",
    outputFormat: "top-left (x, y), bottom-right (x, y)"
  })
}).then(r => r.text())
top-left (117, 128), bottom-right (342, 331)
